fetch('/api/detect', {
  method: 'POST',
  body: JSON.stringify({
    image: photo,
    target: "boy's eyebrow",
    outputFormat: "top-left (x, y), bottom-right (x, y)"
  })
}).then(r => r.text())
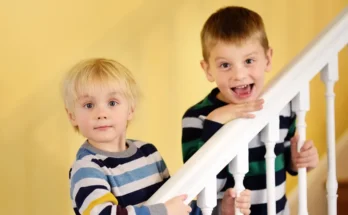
top-left (77, 91), bottom-right (121, 100)
top-left (214, 57), bottom-right (229, 61)
top-left (108, 91), bottom-right (123, 98)
top-left (109, 91), bottom-right (121, 96)
top-left (214, 51), bottom-right (260, 61)
top-left (244, 51), bottom-right (258, 57)
top-left (77, 95), bottom-right (92, 101)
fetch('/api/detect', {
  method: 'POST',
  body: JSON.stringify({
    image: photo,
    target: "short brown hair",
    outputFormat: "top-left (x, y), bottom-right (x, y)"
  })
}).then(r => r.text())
top-left (201, 6), bottom-right (269, 60)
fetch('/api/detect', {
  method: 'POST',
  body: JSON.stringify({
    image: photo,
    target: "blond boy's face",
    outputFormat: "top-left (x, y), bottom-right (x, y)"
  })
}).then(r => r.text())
top-left (201, 38), bottom-right (272, 104)
top-left (67, 85), bottom-right (133, 147)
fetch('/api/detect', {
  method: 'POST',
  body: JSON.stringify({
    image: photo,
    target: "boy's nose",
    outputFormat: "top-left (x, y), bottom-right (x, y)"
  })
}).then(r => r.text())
top-left (233, 67), bottom-right (247, 81)
top-left (96, 107), bottom-right (108, 120)
top-left (233, 72), bottom-right (246, 81)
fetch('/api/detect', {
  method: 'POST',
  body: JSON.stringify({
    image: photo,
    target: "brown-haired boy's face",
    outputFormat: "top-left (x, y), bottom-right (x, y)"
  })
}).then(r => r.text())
top-left (201, 38), bottom-right (272, 104)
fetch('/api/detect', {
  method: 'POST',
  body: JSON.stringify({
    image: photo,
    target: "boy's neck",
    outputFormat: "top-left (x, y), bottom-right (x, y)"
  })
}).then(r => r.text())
top-left (87, 135), bottom-right (128, 153)
top-left (216, 92), bottom-right (231, 104)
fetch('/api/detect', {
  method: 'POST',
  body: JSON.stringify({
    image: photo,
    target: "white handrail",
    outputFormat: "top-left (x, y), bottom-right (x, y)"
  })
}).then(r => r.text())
top-left (146, 6), bottom-right (348, 206)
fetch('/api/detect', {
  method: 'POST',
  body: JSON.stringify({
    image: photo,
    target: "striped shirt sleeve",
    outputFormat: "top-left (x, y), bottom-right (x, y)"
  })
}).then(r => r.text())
top-left (70, 160), bottom-right (167, 215)
top-left (181, 115), bottom-right (223, 163)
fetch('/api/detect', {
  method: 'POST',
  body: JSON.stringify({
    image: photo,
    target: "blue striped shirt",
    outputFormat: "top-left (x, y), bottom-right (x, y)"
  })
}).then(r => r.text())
top-left (69, 139), bottom-right (170, 215)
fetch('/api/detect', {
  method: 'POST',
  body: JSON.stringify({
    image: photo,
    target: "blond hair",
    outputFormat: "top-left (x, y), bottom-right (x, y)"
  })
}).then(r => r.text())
top-left (201, 6), bottom-right (269, 61)
top-left (62, 58), bottom-right (138, 130)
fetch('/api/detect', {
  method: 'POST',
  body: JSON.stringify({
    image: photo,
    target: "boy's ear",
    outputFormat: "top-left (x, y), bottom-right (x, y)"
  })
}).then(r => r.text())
top-left (127, 107), bottom-right (134, 121)
top-left (265, 47), bottom-right (273, 72)
top-left (200, 60), bottom-right (215, 82)
top-left (66, 108), bottom-right (77, 126)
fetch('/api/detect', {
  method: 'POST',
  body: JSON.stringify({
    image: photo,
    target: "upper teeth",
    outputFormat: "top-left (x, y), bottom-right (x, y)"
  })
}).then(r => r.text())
top-left (235, 85), bottom-right (248, 89)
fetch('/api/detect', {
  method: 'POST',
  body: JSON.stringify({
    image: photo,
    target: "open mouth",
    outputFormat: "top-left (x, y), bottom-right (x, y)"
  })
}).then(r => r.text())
top-left (231, 84), bottom-right (254, 97)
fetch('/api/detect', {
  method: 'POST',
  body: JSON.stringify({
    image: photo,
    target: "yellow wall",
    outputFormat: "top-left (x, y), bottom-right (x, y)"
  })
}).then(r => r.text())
top-left (0, 0), bottom-right (347, 214)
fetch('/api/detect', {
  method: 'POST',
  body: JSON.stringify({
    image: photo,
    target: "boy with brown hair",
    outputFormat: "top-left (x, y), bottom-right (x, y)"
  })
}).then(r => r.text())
top-left (182, 6), bottom-right (319, 214)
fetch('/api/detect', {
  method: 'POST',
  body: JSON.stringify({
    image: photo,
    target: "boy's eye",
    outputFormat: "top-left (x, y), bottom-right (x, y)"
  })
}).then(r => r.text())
top-left (245, 59), bottom-right (254, 64)
top-left (220, 62), bottom-right (230, 69)
top-left (84, 103), bottom-right (94, 109)
top-left (109, 101), bottom-right (118, 107)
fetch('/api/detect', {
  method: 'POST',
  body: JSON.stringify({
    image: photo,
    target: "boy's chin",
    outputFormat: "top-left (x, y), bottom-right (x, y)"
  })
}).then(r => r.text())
top-left (219, 90), bottom-right (261, 104)
top-left (228, 94), bottom-right (259, 104)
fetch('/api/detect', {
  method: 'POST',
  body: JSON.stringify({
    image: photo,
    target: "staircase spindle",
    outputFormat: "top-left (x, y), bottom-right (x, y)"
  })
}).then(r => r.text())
top-left (293, 84), bottom-right (310, 215)
top-left (197, 177), bottom-right (217, 215)
top-left (261, 116), bottom-right (280, 215)
top-left (229, 142), bottom-right (249, 215)
top-left (321, 56), bottom-right (339, 215)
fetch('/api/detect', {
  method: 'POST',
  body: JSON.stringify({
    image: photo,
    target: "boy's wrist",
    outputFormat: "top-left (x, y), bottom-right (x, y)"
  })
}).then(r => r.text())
top-left (290, 163), bottom-right (297, 172)
top-left (288, 161), bottom-right (298, 175)
top-left (207, 110), bottom-right (224, 124)
top-left (206, 110), bottom-right (217, 121)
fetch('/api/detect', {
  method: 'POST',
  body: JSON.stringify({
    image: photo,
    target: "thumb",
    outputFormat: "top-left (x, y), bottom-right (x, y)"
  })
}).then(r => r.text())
top-left (222, 188), bottom-right (236, 208)
top-left (224, 188), bottom-right (236, 198)
top-left (290, 136), bottom-right (298, 152)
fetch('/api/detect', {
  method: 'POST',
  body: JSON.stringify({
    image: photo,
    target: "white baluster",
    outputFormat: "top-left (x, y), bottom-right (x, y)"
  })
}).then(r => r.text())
top-left (292, 84), bottom-right (310, 215)
top-left (321, 56), bottom-right (339, 215)
top-left (261, 116), bottom-right (280, 215)
top-left (197, 177), bottom-right (217, 215)
top-left (229, 141), bottom-right (249, 215)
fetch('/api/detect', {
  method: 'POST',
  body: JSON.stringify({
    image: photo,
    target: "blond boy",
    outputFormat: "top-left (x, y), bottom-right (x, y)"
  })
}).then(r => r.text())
top-left (63, 58), bottom-right (251, 215)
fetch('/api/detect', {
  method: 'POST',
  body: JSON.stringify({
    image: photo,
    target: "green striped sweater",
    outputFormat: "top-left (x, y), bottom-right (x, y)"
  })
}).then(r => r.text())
top-left (181, 88), bottom-right (297, 215)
